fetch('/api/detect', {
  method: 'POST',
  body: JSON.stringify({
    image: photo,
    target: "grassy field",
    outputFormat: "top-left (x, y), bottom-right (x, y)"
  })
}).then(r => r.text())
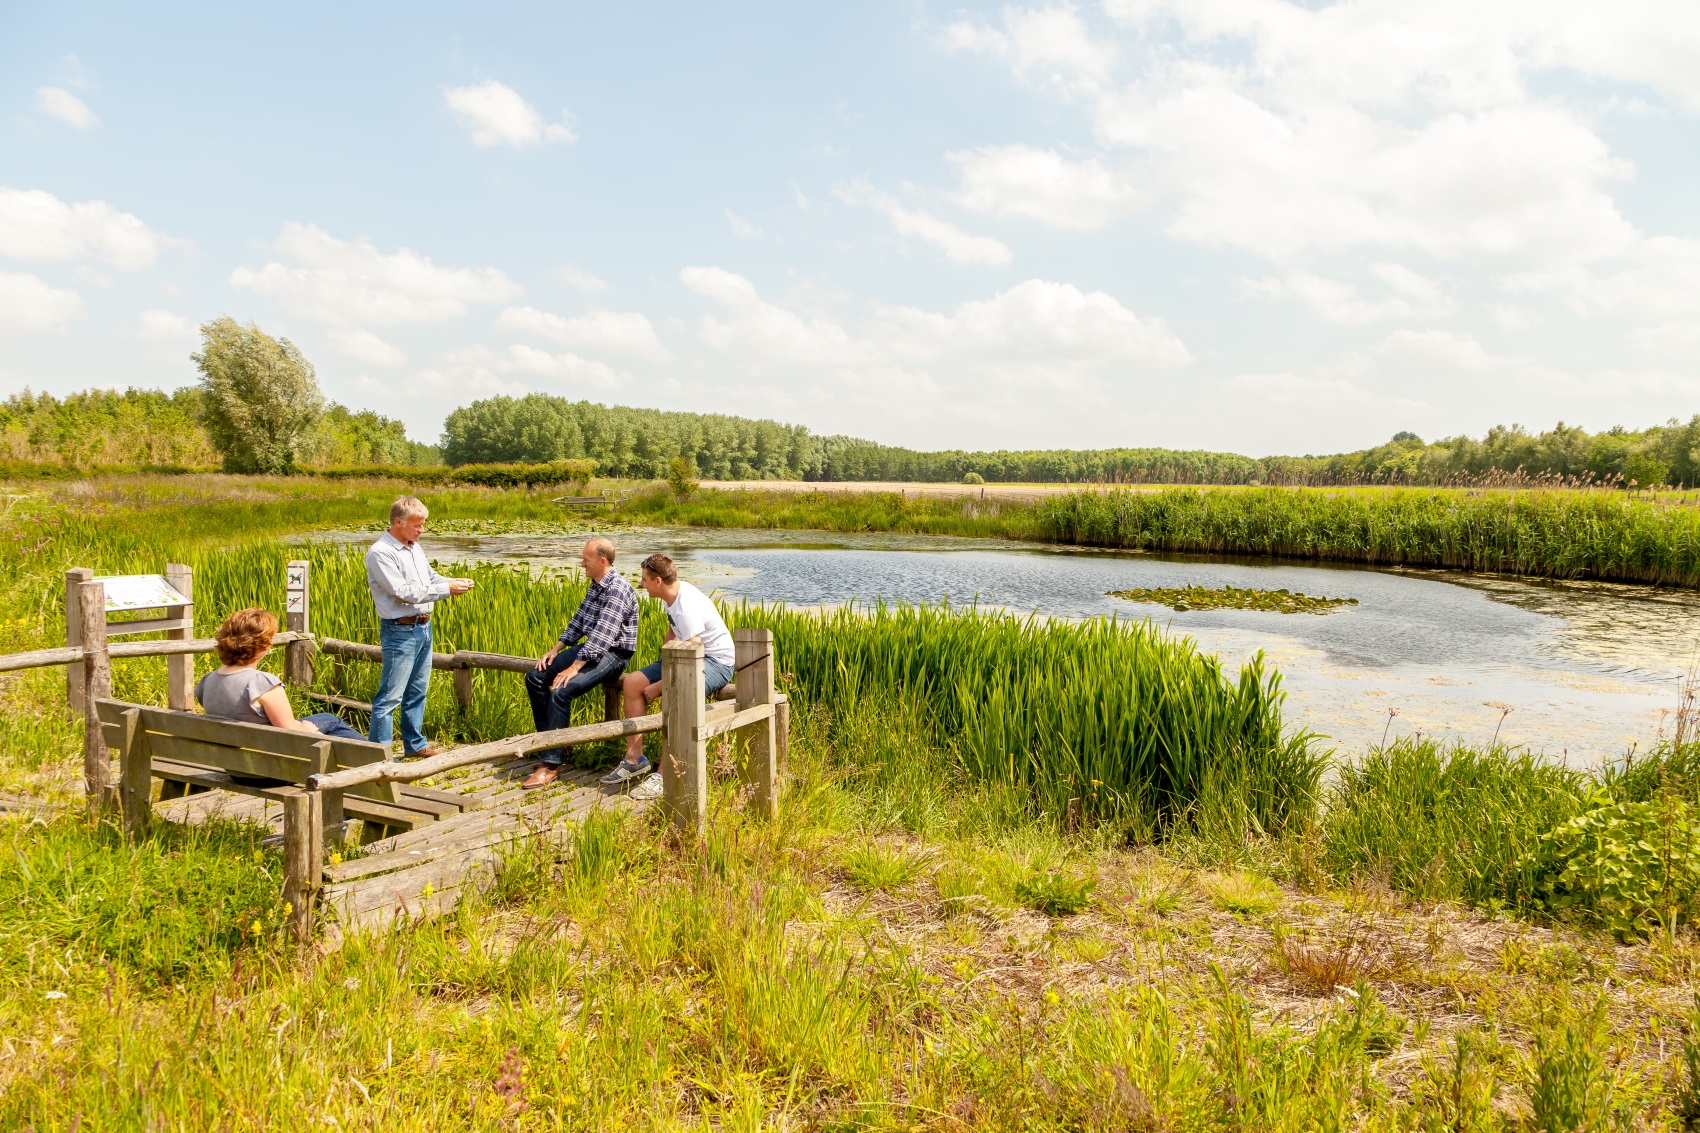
top-left (3, 474), bottom-right (1700, 1127)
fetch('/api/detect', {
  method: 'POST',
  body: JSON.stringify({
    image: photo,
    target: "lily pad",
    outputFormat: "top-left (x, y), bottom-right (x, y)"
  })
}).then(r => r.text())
top-left (1107, 585), bottom-right (1358, 615)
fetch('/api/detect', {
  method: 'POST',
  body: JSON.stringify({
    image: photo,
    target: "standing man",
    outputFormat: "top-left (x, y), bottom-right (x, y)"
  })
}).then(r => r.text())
top-left (614, 553), bottom-right (735, 790)
top-left (522, 537), bottom-right (639, 790)
top-left (366, 496), bottom-right (474, 757)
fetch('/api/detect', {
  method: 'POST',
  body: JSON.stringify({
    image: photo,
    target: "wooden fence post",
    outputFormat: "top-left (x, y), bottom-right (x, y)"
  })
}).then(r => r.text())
top-left (117, 706), bottom-right (153, 838)
top-left (164, 563), bottom-right (194, 711)
top-left (451, 654), bottom-right (474, 711)
top-left (65, 567), bottom-right (92, 715)
top-left (603, 675), bottom-right (623, 723)
top-left (285, 560), bottom-right (313, 688)
top-left (660, 638), bottom-right (706, 832)
top-left (282, 791), bottom-right (323, 945)
top-left (733, 628), bottom-right (778, 819)
top-left (774, 695), bottom-right (790, 781)
top-left (78, 580), bottom-right (112, 814)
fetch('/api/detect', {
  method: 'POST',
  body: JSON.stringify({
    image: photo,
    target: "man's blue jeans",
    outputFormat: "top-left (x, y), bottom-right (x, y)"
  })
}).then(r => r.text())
top-left (370, 619), bottom-right (434, 754)
top-left (524, 643), bottom-right (633, 767)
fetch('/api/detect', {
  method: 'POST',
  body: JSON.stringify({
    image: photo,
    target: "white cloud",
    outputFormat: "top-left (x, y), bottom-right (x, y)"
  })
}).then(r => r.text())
top-left (950, 2), bottom-right (1659, 265)
top-left (137, 309), bottom-right (197, 343)
top-left (555, 264), bottom-right (608, 293)
top-left (1228, 372), bottom-right (1419, 411)
top-left (942, 3), bottom-right (1114, 93)
top-left (495, 306), bottom-right (672, 360)
top-left (725, 211), bottom-right (762, 239)
top-left (681, 267), bottom-right (860, 365)
top-left (0, 187), bottom-right (171, 270)
top-left (328, 328), bottom-right (408, 368)
top-left (36, 87), bottom-right (97, 129)
top-left (444, 81), bottom-right (576, 147)
top-left (0, 271), bottom-right (83, 332)
top-left (230, 222), bottom-right (521, 326)
top-left (1243, 264), bottom-right (1457, 325)
top-left (835, 180), bottom-right (1012, 265)
top-left (440, 343), bottom-right (626, 391)
top-left (948, 146), bottom-right (1139, 231)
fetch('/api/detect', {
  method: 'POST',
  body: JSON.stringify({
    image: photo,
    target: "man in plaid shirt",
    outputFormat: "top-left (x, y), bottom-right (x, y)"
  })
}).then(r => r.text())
top-left (521, 537), bottom-right (640, 790)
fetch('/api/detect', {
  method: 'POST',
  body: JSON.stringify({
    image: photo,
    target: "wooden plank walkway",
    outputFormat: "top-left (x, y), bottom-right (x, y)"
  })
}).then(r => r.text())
top-left (151, 754), bottom-right (646, 944)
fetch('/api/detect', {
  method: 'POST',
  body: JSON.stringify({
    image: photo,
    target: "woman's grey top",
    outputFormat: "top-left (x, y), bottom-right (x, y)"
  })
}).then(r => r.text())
top-left (194, 667), bottom-right (282, 727)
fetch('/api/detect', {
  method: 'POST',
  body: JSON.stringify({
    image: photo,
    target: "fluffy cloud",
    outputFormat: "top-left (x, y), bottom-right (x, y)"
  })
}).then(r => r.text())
top-left (1242, 264), bottom-right (1457, 325)
top-left (36, 87), bottom-right (97, 129)
top-left (945, 2), bottom-right (1668, 268)
top-left (495, 306), bottom-right (672, 360)
top-left (949, 145), bottom-right (1140, 231)
top-left (0, 187), bottom-right (171, 270)
top-left (328, 328), bottom-right (408, 368)
top-left (439, 344), bottom-right (626, 391)
top-left (230, 223), bottom-right (521, 326)
top-left (137, 309), bottom-right (197, 342)
top-left (0, 271), bottom-right (83, 332)
top-left (682, 266), bottom-right (1187, 380)
top-left (444, 81), bottom-right (576, 147)
top-left (835, 180), bottom-right (1012, 265)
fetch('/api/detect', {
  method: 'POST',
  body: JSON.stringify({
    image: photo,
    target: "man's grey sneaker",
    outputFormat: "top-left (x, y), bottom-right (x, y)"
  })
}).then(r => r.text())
top-left (630, 772), bottom-right (664, 802)
top-left (600, 755), bottom-right (652, 786)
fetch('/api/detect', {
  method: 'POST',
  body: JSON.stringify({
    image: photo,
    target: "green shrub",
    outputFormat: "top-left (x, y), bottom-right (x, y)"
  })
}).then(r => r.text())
top-left (666, 456), bottom-right (699, 498)
top-left (1525, 793), bottom-right (1700, 938)
top-left (962, 471), bottom-right (985, 485)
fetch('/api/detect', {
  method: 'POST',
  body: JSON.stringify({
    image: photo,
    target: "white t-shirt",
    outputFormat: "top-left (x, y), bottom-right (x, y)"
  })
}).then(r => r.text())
top-left (665, 581), bottom-right (735, 666)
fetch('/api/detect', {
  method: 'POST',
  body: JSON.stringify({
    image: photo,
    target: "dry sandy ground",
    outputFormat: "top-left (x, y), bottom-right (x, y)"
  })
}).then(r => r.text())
top-left (701, 480), bottom-right (1148, 503)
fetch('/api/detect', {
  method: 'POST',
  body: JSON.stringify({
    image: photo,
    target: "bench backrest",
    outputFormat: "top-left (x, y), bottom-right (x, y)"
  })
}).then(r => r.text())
top-left (95, 699), bottom-right (399, 803)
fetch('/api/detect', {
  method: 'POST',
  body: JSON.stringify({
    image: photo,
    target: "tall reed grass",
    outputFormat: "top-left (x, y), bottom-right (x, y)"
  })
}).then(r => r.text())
top-left (1039, 486), bottom-right (1700, 586)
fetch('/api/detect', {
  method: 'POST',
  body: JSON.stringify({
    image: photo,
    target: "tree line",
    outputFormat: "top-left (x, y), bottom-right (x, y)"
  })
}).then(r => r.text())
top-left (4, 319), bottom-right (1693, 487)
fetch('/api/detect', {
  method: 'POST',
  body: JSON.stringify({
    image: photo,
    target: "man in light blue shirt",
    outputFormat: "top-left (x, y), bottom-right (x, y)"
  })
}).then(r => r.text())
top-left (365, 496), bottom-right (474, 755)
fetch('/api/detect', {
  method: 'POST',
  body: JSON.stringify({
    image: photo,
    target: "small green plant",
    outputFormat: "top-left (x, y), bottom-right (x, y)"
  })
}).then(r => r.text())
top-left (1527, 791), bottom-right (1700, 938)
top-left (841, 844), bottom-right (925, 892)
top-left (934, 862), bottom-right (991, 913)
top-left (570, 808), bottom-right (624, 888)
top-left (1207, 871), bottom-right (1283, 917)
top-left (1528, 1001), bottom-right (1616, 1132)
top-left (1014, 868), bottom-right (1096, 915)
top-left (666, 456), bottom-right (699, 498)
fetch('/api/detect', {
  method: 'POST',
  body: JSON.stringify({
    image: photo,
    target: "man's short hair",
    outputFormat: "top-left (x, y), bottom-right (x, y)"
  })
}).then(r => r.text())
top-left (390, 496), bottom-right (429, 524)
top-left (640, 553), bottom-right (677, 584)
top-left (586, 536), bottom-right (616, 565)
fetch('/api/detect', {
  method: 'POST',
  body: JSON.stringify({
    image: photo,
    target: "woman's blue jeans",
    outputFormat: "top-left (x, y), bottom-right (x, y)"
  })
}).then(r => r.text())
top-left (369, 619), bottom-right (434, 754)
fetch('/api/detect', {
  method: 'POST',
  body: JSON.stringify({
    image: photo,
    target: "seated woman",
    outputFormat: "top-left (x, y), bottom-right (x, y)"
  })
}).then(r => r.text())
top-left (195, 607), bottom-right (366, 741)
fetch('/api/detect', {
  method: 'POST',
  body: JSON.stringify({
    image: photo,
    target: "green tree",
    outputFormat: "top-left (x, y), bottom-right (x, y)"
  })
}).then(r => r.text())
top-left (192, 318), bottom-right (325, 473)
top-left (666, 455), bottom-right (699, 497)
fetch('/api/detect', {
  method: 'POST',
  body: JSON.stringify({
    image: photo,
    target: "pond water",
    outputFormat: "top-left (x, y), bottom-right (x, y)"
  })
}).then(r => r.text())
top-left (319, 526), bottom-right (1700, 763)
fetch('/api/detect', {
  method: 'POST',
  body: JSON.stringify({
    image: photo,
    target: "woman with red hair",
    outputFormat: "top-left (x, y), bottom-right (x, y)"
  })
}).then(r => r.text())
top-left (195, 607), bottom-right (365, 739)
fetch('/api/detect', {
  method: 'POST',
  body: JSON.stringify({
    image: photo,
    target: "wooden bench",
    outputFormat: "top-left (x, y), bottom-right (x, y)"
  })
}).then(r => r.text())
top-left (551, 489), bottom-right (629, 510)
top-left (95, 699), bottom-right (479, 841)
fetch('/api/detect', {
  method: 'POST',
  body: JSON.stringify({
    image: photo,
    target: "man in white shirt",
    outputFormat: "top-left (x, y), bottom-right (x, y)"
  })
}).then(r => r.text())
top-left (610, 552), bottom-right (735, 787)
top-left (365, 496), bottom-right (474, 756)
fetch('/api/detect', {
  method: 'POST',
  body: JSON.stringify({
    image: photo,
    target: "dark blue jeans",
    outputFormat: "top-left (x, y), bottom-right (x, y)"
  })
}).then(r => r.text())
top-left (303, 712), bottom-right (365, 741)
top-left (524, 643), bottom-right (633, 766)
top-left (370, 619), bottom-right (434, 753)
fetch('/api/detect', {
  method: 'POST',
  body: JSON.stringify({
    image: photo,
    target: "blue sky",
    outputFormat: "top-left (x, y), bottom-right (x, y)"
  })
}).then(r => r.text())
top-left (3, 1), bottom-right (1698, 455)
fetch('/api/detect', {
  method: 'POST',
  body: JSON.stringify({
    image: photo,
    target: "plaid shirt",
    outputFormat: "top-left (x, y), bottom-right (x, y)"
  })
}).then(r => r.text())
top-left (559, 570), bottom-right (639, 664)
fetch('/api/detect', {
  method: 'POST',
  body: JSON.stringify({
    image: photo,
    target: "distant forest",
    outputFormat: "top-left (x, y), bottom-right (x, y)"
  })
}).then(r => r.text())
top-left (0, 388), bottom-right (438, 470)
top-left (4, 386), bottom-right (1696, 488)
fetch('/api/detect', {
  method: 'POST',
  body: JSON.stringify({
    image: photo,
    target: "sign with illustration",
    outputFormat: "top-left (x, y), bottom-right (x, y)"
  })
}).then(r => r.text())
top-left (95, 575), bottom-right (191, 613)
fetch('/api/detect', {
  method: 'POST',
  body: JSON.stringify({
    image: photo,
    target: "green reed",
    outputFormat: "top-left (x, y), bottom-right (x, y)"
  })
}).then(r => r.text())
top-left (1039, 486), bottom-right (1700, 586)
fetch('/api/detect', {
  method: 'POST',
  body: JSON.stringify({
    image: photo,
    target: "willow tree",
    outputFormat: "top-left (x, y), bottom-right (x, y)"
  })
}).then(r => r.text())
top-left (192, 317), bottom-right (324, 473)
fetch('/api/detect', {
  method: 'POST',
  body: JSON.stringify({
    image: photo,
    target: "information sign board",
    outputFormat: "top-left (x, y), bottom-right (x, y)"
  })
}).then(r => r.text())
top-left (95, 574), bottom-right (192, 613)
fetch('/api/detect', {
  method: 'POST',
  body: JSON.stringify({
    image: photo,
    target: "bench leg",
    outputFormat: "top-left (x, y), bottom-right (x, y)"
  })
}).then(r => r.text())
top-left (282, 793), bottom-right (323, 946)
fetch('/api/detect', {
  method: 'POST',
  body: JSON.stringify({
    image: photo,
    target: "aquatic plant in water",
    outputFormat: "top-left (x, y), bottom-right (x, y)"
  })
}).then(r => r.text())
top-left (1107, 585), bottom-right (1357, 614)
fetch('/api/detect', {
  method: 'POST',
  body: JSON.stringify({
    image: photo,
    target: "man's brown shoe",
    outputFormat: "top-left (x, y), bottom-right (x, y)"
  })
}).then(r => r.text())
top-left (407, 746), bottom-right (444, 759)
top-left (521, 765), bottom-right (560, 791)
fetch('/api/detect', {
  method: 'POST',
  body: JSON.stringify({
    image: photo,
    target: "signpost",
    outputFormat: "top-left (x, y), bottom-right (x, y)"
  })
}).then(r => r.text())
top-left (66, 569), bottom-right (195, 713)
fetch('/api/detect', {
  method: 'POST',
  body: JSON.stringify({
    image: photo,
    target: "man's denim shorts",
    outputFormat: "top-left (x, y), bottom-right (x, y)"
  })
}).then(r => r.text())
top-left (639, 656), bottom-right (734, 695)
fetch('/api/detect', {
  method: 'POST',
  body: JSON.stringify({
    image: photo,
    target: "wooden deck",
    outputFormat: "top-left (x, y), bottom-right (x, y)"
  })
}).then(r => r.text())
top-left (148, 755), bottom-right (645, 944)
